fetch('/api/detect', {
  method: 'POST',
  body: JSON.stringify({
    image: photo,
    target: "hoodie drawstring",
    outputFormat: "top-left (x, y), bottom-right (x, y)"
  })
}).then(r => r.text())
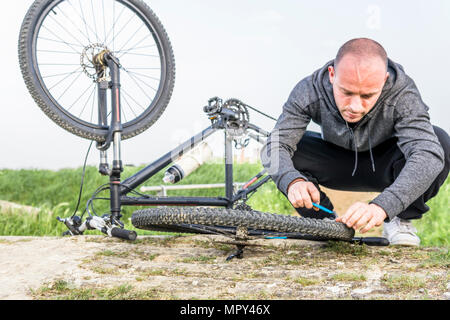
top-left (368, 121), bottom-right (376, 173)
top-left (346, 122), bottom-right (359, 176)
top-left (346, 121), bottom-right (376, 176)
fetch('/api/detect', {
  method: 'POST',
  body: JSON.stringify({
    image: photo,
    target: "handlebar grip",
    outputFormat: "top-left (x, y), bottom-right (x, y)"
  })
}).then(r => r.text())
top-left (110, 227), bottom-right (137, 241)
top-left (352, 237), bottom-right (390, 246)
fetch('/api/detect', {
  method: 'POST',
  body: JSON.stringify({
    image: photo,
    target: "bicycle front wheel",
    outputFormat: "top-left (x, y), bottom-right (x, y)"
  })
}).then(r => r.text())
top-left (19, 0), bottom-right (175, 141)
top-left (131, 207), bottom-right (355, 241)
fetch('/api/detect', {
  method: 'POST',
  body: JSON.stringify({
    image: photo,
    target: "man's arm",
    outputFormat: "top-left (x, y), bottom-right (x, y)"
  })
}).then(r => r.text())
top-left (370, 84), bottom-right (445, 220)
top-left (260, 88), bottom-right (313, 196)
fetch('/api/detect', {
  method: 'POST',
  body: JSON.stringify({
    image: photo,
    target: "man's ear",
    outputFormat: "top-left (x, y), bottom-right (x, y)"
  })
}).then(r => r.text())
top-left (385, 72), bottom-right (390, 81)
top-left (328, 66), bottom-right (335, 84)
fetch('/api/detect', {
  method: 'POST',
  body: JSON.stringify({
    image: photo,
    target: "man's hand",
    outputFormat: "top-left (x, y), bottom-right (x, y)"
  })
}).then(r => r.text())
top-left (287, 179), bottom-right (320, 211)
top-left (336, 202), bottom-right (387, 233)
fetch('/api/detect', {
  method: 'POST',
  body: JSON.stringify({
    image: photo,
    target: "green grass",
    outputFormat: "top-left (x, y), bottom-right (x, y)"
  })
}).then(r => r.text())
top-left (381, 274), bottom-right (426, 291)
top-left (0, 162), bottom-right (292, 237)
top-left (32, 280), bottom-right (163, 300)
top-left (412, 177), bottom-right (450, 247)
top-left (330, 273), bottom-right (367, 282)
top-left (0, 163), bottom-right (448, 247)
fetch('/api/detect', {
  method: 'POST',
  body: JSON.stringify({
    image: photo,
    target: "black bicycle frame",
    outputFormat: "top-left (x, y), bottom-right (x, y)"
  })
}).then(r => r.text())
top-left (118, 123), bottom-right (271, 209)
top-left (98, 54), bottom-right (271, 219)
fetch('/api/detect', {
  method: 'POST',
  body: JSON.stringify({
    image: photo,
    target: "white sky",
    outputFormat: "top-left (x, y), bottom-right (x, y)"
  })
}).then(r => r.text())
top-left (1, 0), bottom-right (449, 170)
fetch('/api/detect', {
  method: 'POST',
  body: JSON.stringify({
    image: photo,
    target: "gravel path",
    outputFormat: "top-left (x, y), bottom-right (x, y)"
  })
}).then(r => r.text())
top-left (0, 235), bottom-right (448, 300)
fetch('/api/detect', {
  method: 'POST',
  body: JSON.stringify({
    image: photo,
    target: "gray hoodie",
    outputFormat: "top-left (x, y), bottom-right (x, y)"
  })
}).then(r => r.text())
top-left (260, 58), bottom-right (445, 220)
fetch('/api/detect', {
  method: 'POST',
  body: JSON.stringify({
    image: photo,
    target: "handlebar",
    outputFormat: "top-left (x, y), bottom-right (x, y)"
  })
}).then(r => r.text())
top-left (351, 237), bottom-right (390, 246)
top-left (57, 215), bottom-right (137, 241)
top-left (110, 227), bottom-right (137, 241)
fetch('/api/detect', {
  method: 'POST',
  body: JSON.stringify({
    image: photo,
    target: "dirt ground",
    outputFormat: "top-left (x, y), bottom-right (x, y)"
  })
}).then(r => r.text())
top-left (0, 190), bottom-right (448, 300)
top-left (0, 234), bottom-right (448, 300)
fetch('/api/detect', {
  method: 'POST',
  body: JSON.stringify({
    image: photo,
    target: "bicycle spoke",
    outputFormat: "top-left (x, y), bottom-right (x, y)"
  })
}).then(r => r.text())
top-left (122, 88), bottom-right (147, 111)
top-left (123, 69), bottom-right (160, 81)
top-left (125, 67), bottom-right (161, 70)
top-left (37, 36), bottom-right (84, 48)
top-left (107, 12), bottom-right (136, 49)
top-left (112, 0), bottom-right (116, 51)
top-left (114, 22), bottom-right (146, 55)
top-left (104, 4), bottom-right (126, 49)
top-left (67, 81), bottom-right (94, 112)
top-left (76, 0), bottom-right (92, 43)
top-left (75, 84), bottom-right (96, 118)
top-left (90, 0), bottom-right (99, 44)
top-left (115, 33), bottom-right (155, 59)
top-left (42, 70), bottom-right (84, 79)
top-left (55, 71), bottom-right (84, 101)
top-left (121, 90), bottom-right (139, 119)
top-left (124, 69), bottom-right (158, 92)
top-left (40, 24), bottom-right (83, 53)
top-left (66, 0), bottom-right (103, 45)
top-left (115, 44), bottom-right (156, 55)
top-left (90, 87), bottom-right (96, 123)
top-left (121, 52), bottom-right (159, 58)
top-left (54, 5), bottom-right (92, 45)
top-left (37, 49), bottom-right (80, 54)
top-left (47, 11), bottom-right (86, 48)
top-left (102, 0), bottom-right (107, 44)
top-left (39, 63), bottom-right (81, 66)
top-left (47, 66), bottom-right (83, 91)
top-left (120, 95), bottom-right (132, 123)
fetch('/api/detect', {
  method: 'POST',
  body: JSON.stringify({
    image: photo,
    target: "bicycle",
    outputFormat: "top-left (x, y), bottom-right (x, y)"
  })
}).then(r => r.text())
top-left (18, 0), bottom-right (388, 260)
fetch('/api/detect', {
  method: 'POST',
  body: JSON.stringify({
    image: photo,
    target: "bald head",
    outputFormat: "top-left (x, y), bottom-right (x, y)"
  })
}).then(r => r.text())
top-left (335, 38), bottom-right (388, 72)
top-left (328, 38), bottom-right (390, 123)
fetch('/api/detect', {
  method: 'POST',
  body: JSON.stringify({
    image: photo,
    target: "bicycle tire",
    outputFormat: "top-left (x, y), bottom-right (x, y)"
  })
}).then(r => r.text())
top-left (18, 0), bottom-right (175, 142)
top-left (131, 207), bottom-right (355, 241)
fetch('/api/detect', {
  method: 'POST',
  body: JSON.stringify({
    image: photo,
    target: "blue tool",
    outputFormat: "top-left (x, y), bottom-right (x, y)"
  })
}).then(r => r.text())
top-left (265, 236), bottom-right (288, 239)
top-left (312, 202), bottom-right (336, 215)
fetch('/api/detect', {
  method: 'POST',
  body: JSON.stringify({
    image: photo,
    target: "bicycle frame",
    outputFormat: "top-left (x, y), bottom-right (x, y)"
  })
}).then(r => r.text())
top-left (119, 123), bottom-right (271, 208)
top-left (96, 53), bottom-right (272, 222)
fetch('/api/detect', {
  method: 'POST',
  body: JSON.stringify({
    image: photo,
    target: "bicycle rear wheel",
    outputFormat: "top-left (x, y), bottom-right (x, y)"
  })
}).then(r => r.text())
top-left (131, 207), bottom-right (355, 241)
top-left (19, 0), bottom-right (175, 141)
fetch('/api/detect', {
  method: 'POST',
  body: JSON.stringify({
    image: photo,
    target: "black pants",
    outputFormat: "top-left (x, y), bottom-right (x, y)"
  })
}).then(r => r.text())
top-left (290, 126), bottom-right (450, 220)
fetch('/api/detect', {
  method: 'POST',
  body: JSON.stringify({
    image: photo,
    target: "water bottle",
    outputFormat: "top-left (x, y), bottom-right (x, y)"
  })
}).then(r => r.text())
top-left (163, 142), bottom-right (213, 183)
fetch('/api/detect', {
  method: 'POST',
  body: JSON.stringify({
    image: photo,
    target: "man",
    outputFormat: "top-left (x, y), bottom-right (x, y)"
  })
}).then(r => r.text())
top-left (261, 38), bottom-right (449, 246)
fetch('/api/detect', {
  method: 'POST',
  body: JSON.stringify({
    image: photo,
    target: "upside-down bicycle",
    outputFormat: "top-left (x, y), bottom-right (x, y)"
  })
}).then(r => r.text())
top-left (19, 0), bottom-right (388, 259)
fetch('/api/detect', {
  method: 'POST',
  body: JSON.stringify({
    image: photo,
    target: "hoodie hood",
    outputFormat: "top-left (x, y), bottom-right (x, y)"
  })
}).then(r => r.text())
top-left (313, 58), bottom-right (407, 126)
top-left (308, 58), bottom-right (415, 175)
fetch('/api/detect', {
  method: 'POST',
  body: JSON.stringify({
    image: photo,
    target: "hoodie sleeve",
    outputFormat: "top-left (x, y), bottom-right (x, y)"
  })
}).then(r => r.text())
top-left (370, 83), bottom-right (445, 220)
top-left (260, 84), bottom-right (313, 196)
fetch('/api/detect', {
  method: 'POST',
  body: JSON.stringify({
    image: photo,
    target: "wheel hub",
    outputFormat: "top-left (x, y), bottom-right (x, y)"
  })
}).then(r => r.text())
top-left (80, 43), bottom-right (111, 82)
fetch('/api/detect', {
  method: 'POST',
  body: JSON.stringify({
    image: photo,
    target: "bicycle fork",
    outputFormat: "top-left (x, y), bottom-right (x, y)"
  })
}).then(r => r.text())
top-left (86, 51), bottom-right (136, 240)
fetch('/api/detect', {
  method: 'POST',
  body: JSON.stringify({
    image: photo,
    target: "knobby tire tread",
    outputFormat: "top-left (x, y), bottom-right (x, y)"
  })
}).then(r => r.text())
top-left (131, 207), bottom-right (355, 241)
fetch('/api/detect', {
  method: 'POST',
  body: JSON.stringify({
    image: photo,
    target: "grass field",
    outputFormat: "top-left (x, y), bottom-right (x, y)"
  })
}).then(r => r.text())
top-left (0, 162), bottom-right (448, 246)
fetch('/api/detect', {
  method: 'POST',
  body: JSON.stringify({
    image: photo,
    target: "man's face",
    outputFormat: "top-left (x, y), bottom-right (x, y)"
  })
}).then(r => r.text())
top-left (328, 54), bottom-right (389, 123)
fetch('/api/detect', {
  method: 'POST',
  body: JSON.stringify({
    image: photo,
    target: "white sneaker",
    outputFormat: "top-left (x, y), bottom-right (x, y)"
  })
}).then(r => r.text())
top-left (382, 216), bottom-right (421, 246)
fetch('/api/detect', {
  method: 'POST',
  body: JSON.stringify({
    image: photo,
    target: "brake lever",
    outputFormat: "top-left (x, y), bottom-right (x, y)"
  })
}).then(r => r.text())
top-left (88, 215), bottom-right (137, 241)
top-left (57, 216), bottom-right (83, 235)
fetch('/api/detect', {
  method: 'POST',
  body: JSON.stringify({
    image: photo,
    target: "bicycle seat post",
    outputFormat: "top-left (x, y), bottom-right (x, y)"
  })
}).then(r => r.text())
top-left (225, 131), bottom-right (234, 207)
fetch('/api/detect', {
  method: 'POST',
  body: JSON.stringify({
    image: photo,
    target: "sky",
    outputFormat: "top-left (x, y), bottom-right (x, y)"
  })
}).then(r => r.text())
top-left (1, 0), bottom-right (449, 170)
